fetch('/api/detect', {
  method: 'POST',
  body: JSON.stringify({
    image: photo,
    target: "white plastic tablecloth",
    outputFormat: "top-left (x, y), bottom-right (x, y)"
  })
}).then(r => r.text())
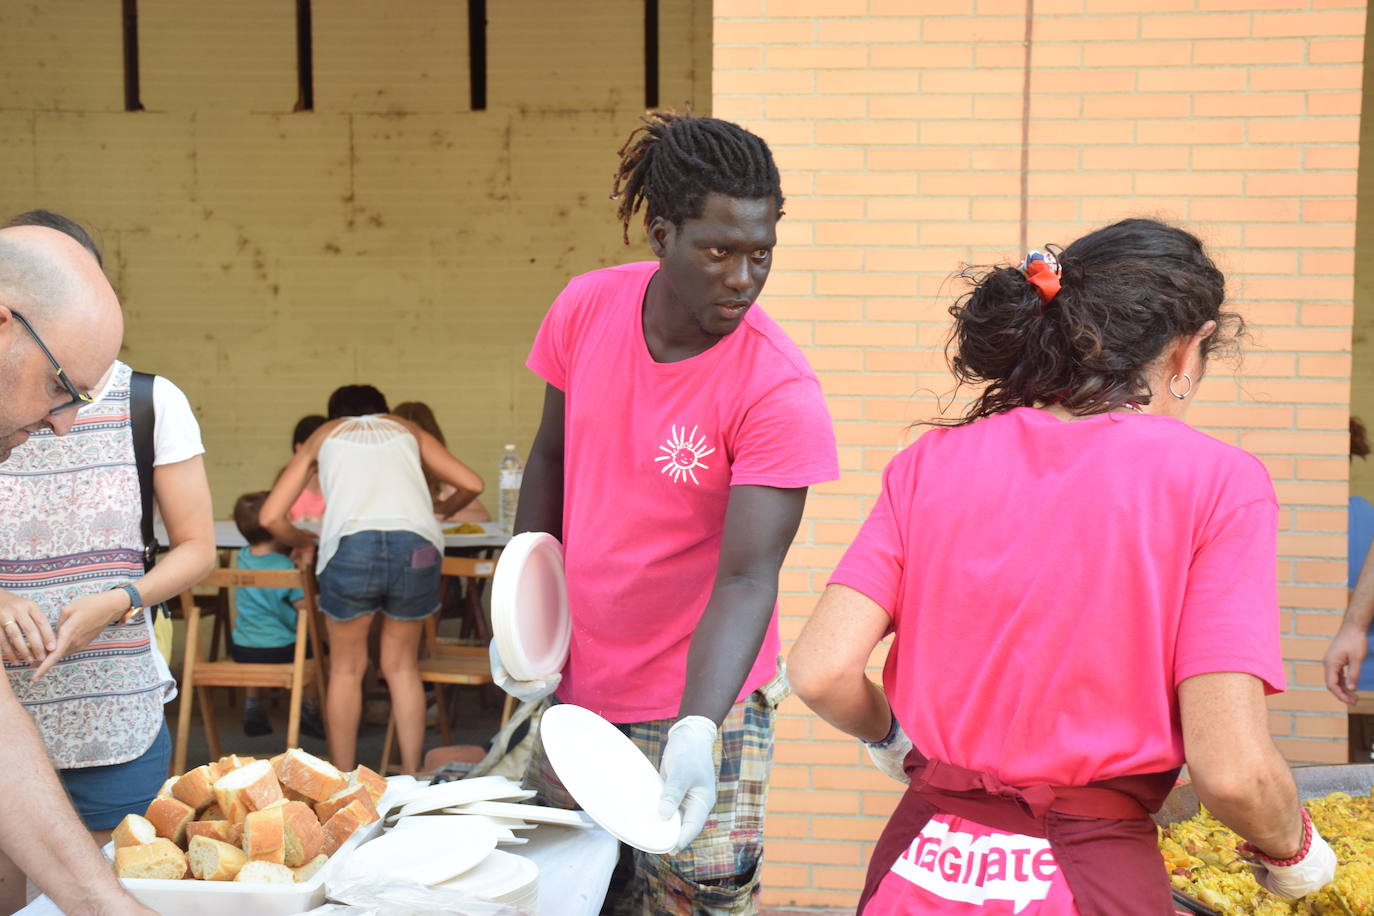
top-left (17, 823), bottom-right (618, 916)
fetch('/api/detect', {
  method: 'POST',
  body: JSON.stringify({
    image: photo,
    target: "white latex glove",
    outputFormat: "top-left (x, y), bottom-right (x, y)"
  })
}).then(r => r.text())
top-left (488, 640), bottom-right (561, 703)
top-left (658, 716), bottom-right (718, 853)
top-left (1242, 811), bottom-right (1337, 901)
top-left (865, 719), bottom-right (913, 784)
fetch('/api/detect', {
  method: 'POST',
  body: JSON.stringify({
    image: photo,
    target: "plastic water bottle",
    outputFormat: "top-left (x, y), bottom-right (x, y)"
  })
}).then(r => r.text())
top-left (498, 444), bottom-right (523, 535)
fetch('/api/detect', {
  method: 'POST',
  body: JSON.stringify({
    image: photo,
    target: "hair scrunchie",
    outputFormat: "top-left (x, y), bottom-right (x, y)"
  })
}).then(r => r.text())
top-left (1017, 249), bottom-right (1061, 306)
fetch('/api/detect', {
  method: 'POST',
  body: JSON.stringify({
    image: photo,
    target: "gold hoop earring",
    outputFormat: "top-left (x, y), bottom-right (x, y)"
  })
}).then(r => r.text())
top-left (1169, 373), bottom-right (1192, 400)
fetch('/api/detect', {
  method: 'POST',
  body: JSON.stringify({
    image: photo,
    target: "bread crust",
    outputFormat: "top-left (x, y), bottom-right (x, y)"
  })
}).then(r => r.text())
top-left (171, 765), bottom-right (217, 812)
top-left (115, 838), bottom-right (188, 880)
top-left (277, 748), bottom-right (346, 802)
top-left (112, 813), bottom-right (158, 849)
top-left (281, 801), bottom-right (326, 867)
top-left (313, 784), bottom-right (371, 825)
top-left (320, 798), bottom-right (378, 856)
top-left (185, 820), bottom-right (234, 845)
top-left (144, 797), bottom-right (196, 847)
top-left (242, 806), bottom-right (286, 864)
top-left (349, 765), bottom-right (388, 806)
top-left (212, 759), bottom-right (284, 824)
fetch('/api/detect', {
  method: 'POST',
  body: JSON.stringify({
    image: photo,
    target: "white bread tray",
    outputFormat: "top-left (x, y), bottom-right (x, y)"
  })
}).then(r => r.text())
top-left (112, 777), bottom-right (412, 916)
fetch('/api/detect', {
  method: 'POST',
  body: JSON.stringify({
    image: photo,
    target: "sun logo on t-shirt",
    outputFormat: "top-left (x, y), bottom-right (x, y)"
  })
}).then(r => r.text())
top-left (655, 425), bottom-right (716, 485)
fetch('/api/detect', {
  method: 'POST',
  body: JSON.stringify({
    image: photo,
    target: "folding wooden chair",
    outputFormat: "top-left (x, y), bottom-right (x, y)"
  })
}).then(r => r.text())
top-left (172, 565), bottom-right (328, 774)
top-left (379, 556), bottom-right (515, 773)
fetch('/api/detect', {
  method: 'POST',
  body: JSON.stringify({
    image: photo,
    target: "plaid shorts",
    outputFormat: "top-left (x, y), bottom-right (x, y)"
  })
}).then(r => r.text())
top-left (524, 670), bottom-right (789, 916)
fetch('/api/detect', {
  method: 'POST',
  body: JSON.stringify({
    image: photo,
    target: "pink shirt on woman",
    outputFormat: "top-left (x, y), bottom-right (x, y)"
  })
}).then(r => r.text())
top-left (832, 408), bottom-right (1284, 913)
top-left (528, 262), bottom-right (838, 721)
top-left (833, 406), bottom-right (1284, 787)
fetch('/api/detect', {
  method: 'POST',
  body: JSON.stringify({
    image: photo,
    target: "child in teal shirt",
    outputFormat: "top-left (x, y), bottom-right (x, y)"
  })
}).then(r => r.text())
top-left (230, 491), bottom-right (324, 738)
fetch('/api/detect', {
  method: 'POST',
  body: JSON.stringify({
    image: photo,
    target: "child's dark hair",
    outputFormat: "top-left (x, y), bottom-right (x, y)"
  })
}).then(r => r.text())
top-left (611, 111), bottom-right (784, 245)
top-left (936, 218), bottom-right (1240, 425)
top-left (327, 385), bottom-right (388, 419)
top-left (234, 491), bottom-right (273, 545)
top-left (292, 414), bottom-right (326, 449)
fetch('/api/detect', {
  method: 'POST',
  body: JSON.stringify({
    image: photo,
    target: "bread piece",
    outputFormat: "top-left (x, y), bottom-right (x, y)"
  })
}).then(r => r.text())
top-left (171, 765), bottom-right (217, 812)
top-left (269, 751), bottom-right (288, 775)
top-left (292, 853), bottom-right (329, 883)
top-left (187, 835), bottom-right (248, 881)
top-left (281, 801), bottom-right (326, 867)
top-left (277, 748), bottom-right (346, 802)
top-left (228, 821), bottom-right (244, 847)
top-left (115, 838), bottom-right (188, 880)
top-left (234, 860), bottom-right (295, 884)
top-left (213, 759), bottom-right (283, 824)
top-left (112, 813), bottom-right (158, 849)
top-left (242, 806), bottom-right (286, 864)
top-left (217, 754), bottom-right (257, 772)
top-left (144, 797), bottom-right (196, 847)
top-left (185, 820), bottom-right (233, 845)
top-left (320, 798), bottom-right (377, 855)
top-left (313, 784), bottom-right (372, 825)
top-left (348, 765), bottom-right (388, 806)
top-left (155, 776), bottom-right (178, 800)
top-left (282, 785), bottom-right (313, 805)
top-left (198, 803), bottom-right (225, 822)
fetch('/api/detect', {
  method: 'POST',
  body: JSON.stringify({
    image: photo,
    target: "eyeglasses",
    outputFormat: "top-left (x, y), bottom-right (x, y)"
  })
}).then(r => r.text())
top-left (9, 310), bottom-right (94, 414)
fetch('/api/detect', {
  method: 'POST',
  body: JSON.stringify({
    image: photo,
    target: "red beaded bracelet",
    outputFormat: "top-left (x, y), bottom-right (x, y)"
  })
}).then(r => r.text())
top-left (1237, 807), bottom-right (1312, 867)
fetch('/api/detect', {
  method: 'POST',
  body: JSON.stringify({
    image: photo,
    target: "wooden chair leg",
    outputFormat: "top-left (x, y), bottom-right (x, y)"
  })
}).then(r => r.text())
top-left (173, 685), bottom-right (193, 776)
top-left (379, 713), bottom-right (396, 775)
top-left (434, 683), bottom-right (452, 745)
top-left (500, 693), bottom-right (515, 728)
top-left (199, 686), bottom-right (222, 762)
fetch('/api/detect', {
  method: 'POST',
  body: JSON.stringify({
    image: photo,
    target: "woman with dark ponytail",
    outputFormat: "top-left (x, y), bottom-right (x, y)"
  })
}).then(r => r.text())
top-left (790, 219), bottom-right (1335, 914)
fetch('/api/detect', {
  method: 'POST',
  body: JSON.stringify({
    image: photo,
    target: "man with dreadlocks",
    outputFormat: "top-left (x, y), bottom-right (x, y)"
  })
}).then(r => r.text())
top-left (490, 111), bottom-right (838, 913)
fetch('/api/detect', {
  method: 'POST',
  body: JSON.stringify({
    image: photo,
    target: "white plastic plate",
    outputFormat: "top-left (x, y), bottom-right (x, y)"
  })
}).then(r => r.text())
top-left (343, 816), bottom-right (497, 887)
top-left (449, 800), bottom-right (594, 828)
top-left (393, 775), bottom-right (535, 817)
top-left (491, 532), bottom-right (570, 681)
top-left (539, 704), bottom-right (681, 854)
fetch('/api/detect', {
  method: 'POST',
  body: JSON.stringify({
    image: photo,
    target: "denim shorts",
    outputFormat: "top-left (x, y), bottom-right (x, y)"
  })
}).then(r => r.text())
top-left (59, 720), bottom-right (170, 831)
top-left (318, 529), bottom-right (442, 622)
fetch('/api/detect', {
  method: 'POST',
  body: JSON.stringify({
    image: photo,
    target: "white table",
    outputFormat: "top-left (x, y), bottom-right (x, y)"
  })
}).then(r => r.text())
top-left (155, 519), bottom-right (512, 551)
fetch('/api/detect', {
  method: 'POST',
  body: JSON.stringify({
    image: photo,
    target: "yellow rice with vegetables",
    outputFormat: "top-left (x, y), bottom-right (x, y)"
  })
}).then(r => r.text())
top-left (1158, 788), bottom-right (1374, 915)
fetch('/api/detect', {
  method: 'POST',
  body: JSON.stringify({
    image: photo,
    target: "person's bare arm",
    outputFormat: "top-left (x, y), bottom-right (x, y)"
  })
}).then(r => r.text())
top-left (1323, 536), bottom-right (1374, 704)
top-left (788, 583), bottom-right (894, 742)
top-left (1180, 672), bottom-right (1303, 858)
top-left (0, 677), bottom-right (154, 915)
top-left (678, 485), bottom-right (808, 725)
top-left (397, 420), bottom-right (484, 515)
top-left (261, 424), bottom-right (330, 549)
top-left (513, 385), bottom-right (565, 540)
top-left (32, 455), bottom-right (215, 680)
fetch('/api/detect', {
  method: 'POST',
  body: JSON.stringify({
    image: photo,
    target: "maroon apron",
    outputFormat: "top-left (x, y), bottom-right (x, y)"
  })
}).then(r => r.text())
top-left (857, 746), bottom-right (1179, 915)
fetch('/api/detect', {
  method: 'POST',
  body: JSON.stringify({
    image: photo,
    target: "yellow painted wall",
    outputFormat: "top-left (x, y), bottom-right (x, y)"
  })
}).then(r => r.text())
top-left (0, 1), bottom-right (711, 513)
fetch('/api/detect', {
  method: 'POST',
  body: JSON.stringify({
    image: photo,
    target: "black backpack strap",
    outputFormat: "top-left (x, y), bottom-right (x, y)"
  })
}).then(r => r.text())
top-left (130, 370), bottom-right (157, 572)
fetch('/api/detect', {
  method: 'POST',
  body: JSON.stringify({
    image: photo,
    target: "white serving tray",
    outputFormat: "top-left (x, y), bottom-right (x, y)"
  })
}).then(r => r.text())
top-left (114, 780), bottom-right (404, 916)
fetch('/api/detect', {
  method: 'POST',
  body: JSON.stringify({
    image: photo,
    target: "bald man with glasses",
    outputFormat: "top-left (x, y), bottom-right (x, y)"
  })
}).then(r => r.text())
top-left (0, 225), bottom-right (153, 915)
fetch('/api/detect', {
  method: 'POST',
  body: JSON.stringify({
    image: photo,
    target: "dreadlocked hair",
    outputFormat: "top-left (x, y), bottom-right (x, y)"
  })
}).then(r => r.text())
top-left (611, 111), bottom-right (784, 244)
top-left (929, 218), bottom-right (1243, 427)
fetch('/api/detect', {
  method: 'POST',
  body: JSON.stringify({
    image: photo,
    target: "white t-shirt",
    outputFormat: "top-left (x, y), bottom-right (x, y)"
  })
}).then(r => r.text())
top-left (91, 363), bottom-right (206, 466)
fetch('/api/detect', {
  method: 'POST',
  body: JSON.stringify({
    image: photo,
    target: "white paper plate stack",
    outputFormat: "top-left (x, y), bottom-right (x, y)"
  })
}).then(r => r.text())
top-left (436, 850), bottom-right (540, 910)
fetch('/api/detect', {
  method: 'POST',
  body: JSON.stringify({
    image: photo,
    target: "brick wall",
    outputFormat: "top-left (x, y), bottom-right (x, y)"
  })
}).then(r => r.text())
top-left (0, 0), bottom-right (711, 512)
top-left (713, 1), bottom-right (1366, 909)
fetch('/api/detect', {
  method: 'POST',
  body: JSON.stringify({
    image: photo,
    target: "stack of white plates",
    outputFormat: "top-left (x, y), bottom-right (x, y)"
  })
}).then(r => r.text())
top-left (491, 532), bottom-right (570, 681)
top-left (436, 849), bottom-right (539, 910)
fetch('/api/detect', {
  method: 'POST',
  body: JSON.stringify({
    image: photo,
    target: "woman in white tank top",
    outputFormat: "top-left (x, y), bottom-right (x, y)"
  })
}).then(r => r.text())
top-left (262, 385), bottom-right (484, 774)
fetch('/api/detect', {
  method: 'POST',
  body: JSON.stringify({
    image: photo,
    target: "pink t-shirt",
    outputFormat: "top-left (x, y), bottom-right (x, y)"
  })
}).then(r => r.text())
top-left (832, 407), bottom-right (1284, 788)
top-left (834, 408), bottom-right (1283, 914)
top-left (527, 261), bottom-right (838, 721)
top-left (289, 487), bottom-right (326, 523)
